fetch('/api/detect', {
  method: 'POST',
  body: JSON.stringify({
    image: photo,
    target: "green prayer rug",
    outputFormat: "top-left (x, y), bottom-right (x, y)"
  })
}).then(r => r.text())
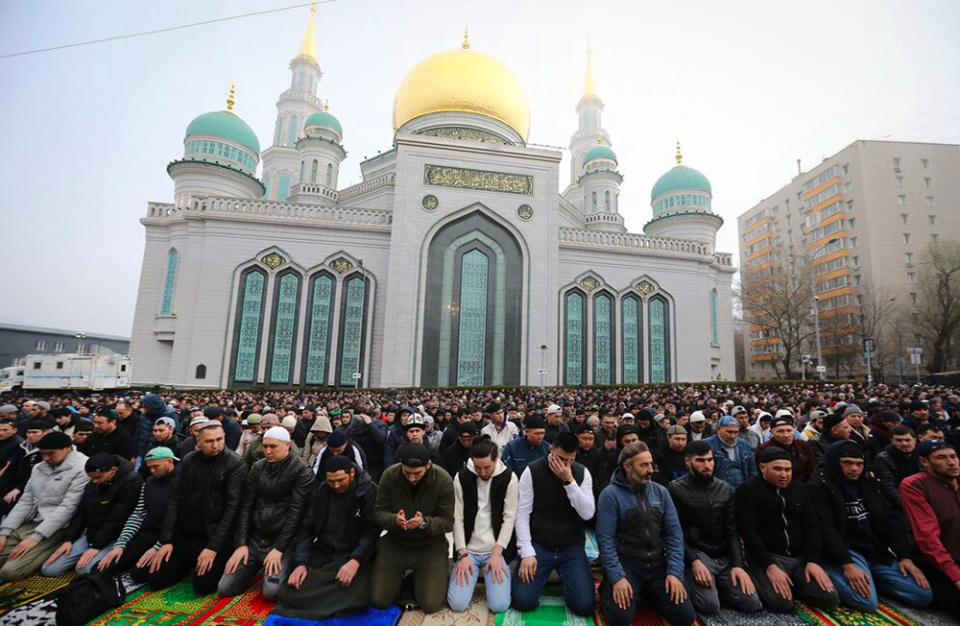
top-left (495, 587), bottom-right (590, 626)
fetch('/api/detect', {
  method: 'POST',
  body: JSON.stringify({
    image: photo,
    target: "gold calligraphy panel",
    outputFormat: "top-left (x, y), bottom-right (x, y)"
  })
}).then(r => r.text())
top-left (423, 165), bottom-right (533, 196)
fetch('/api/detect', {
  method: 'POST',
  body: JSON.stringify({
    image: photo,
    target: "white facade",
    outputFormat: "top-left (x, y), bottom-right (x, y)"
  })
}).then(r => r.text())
top-left (129, 24), bottom-right (736, 389)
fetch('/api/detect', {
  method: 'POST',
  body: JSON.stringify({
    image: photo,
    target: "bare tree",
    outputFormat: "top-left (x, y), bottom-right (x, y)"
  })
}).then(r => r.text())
top-left (739, 266), bottom-right (814, 379)
top-left (915, 239), bottom-right (960, 373)
top-left (854, 285), bottom-right (900, 382)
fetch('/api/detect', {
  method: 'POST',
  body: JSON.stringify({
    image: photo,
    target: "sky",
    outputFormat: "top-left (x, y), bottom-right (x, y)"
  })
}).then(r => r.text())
top-left (1, 0), bottom-right (959, 338)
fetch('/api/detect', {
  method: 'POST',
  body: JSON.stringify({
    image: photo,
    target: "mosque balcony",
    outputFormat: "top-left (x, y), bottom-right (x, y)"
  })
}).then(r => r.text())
top-left (153, 315), bottom-right (176, 342)
top-left (278, 89), bottom-right (324, 110)
top-left (288, 183), bottom-right (339, 205)
top-left (584, 212), bottom-right (626, 233)
top-left (559, 227), bottom-right (712, 258)
top-left (144, 196), bottom-right (393, 231)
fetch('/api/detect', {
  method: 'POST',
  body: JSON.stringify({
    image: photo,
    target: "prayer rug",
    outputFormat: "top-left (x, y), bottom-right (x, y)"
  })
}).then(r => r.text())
top-left (398, 587), bottom-right (492, 626)
top-left (262, 604), bottom-right (402, 626)
top-left (796, 601), bottom-right (927, 626)
top-left (585, 530), bottom-right (600, 562)
top-left (91, 578), bottom-right (221, 625)
top-left (700, 607), bottom-right (806, 626)
top-left (192, 580), bottom-right (275, 625)
top-left (495, 586), bottom-right (591, 626)
top-left (0, 571), bottom-right (77, 615)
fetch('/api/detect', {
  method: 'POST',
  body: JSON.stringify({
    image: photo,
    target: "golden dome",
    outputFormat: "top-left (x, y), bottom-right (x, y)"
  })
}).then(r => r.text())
top-left (393, 44), bottom-right (530, 141)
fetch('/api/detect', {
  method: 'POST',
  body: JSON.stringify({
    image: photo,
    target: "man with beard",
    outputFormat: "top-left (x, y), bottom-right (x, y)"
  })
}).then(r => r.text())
top-left (543, 405), bottom-right (569, 445)
top-left (634, 410), bottom-right (666, 453)
top-left (685, 411), bottom-right (714, 442)
top-left (96, 447), bottom-right (180, 578)
top-left (83, 409), bottom-right (135, 462)
top-left (900, 440), bottom-right (960, 619)
top-left (595, 412), bottom-right (619, 456)
top-left (42, 453), bottom-right (142, 576)
top-left (597, 442), bottom-right (695, 626)
top-left (756, 416), bottom-right (817, 483)
top-left (653, 425), bottom-right (688, 486)
top-left (512, 432), bottom-right (595, 616)
top-left (115, 401), bottom-right (143, 451)
top-left (575, 423), bottom-right (608, 500)
top-left (447, 439), bottom-right (518, 614)
top-left (735, 447), bottom-right (839, 613)
top-left (810, 441), bottom-right (932, 612)
top-left (874, 425), bottom-right (920, 509)
top-left (274, 456), bottom-right (379, 620)
top-left (218, 427), bottom-right (313, 600)
top-left (801, 409), bottom-right (827, 442)
top-left (370, 443), bottom-right (454, 614)
top-left (667, 441), bottom-right (762, 615)
top-left (705, 416), bottom-right (757, 490)
top-left (345, 410), bottom-right (386, 481)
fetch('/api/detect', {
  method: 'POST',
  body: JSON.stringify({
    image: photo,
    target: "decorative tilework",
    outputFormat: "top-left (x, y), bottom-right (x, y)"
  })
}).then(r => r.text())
top-left (234, 271), bottom-right (265, 382)
top-left (269, 273), bottom-right (300, 383)
top-left (456, 250), bottom-right (488, 386)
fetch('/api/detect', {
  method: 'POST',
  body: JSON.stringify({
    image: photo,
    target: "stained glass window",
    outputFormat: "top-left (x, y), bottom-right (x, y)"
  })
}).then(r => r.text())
top-left (234, 271), bottom-right (266, 382)
top-left (287, 115), bottom-right (299, 147)
top-left (160, 248), bottom-right (178, 316)
top-left (565, 291), bottom-right (584, 385)
top-left (711, 288), bottom-right (719, 346)
top-left (338, 276), bottom-right (365, 386)
top-left (277, 174), bottom-right (291, 202)
top-left (304, 274), bottom-right (334, 385)
top-left (456, 250), bottom-right (489, 386)
top-left (594, 293), bottom-right (613, 384)
top-left (622, 296), bottom-right (642, 384)
top-left (649, 296), bottom-right (670, 383)
top-left (269, 273), bottom-right (300, 383)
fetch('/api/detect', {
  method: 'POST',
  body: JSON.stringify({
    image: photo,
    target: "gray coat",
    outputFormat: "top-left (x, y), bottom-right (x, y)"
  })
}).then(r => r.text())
top-left (0, 449), bottom-right (90, 541)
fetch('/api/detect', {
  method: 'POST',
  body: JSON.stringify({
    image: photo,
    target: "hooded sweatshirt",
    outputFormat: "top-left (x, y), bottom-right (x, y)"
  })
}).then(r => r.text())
top-left (453, 458), bottom-right (518, 555)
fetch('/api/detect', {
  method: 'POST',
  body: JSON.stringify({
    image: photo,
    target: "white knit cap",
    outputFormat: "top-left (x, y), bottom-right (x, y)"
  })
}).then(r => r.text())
top-left (262, 426), bottom-right (291, 442)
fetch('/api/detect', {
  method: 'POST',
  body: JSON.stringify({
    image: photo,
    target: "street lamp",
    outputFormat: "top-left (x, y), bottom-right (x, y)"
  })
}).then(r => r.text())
top-left (795, 237), bottom-right (837, 381)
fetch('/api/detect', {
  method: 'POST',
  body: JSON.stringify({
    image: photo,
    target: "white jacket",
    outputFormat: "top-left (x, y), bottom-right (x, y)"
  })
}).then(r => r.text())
top-left (452, 458), bottom-right (518, 555)
top-left (480, 420), bottom-right (519, 455)
top-left (1, 449), bottom-right (89, 540)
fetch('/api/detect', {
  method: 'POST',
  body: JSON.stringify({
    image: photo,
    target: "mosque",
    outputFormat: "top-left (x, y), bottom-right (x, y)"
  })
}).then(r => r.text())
top-left (129, 7), bottom-right (736, 389)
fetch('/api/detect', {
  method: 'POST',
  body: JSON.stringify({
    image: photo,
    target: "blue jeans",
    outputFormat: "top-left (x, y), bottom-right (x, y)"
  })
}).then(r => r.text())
top-left (511, 542), bottom-right (595, 616)
top-left (447, 552), bottom-right (512, 613)
top-left (825, 550), bottom-right (934, 612)
top-left (41, 535), bottom-right (115, 577)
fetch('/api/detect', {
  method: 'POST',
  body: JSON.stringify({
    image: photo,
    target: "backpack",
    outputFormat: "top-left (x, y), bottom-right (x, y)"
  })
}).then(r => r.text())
top-left (55, 574), bottom-right (126, 626)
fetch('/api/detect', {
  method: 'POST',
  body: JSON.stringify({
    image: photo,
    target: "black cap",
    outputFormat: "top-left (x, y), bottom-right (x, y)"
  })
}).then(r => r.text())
top-left (327, 430), bottom-right (348, 448)
top-left (37, 432), bottom-right (73, 450)
top-left (575, 423), bottom-right (595, 435)
top-left (398, 443), bottom-right (431, 468)
top-left (769, 417), bottom-right (792, 430)
top-left (909, 401), bottom-right (928, 412)
top-left (325, 455), bottom-right (354, 474)
top-left (75, 421), bottom-right (94, 432)
top-left (917, 439), bottom-right (954, 458)
top-left (524, 416), bottom-right (545, 430)
top-left (758, 447), bottom-right (791, 464)
top-left (203, 406), bottom-right (224, 419)
top-left (25, 419), bottom-right (53, 431)
top-left (457, 422), bottom-right (478, 436)
top-left (823, 413), bottom-right (845, 433)
top-left (616, 424), bottom-right (639, 441)
top-left (50, 407), bottom-right (72, 418)
top-left (85, 453), bottom-right (120, 472)
top-left (879, 410), bottom-right (902, 423)
top-left (485, 402), bottom-right (502, 414)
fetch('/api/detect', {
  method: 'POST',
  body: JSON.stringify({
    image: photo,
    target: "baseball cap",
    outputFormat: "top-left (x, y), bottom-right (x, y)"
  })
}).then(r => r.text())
top-left (546, 404), bottom-right (562, 414)
top-left (666, 425), bottom-right (686, 437)
top-left (398, 443), bottom-right (431, 468)
top-left (731, 406), bottom-right (747, 416)
top-left (917, 440), bottom-right (954, 459)
top-left (144, 447), bottom-right (179, 462)
top-left (246, 413), bottom-right (263, 425)
top-left (689, 411), bottom-right (706, 423)
top-left (155, 417), bottom-right (177, 429)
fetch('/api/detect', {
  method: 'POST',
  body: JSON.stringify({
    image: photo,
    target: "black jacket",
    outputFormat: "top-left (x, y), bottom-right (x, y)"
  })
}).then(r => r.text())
top-left (668, 473), bottom-right (744, 568)
top-left (653, 448), bottom-right (687, 486)
top-left (808, 468), bottom-right (908, 566)
top-left (82, 427), bottom-right (135, 461)
top-left (735, 476), bottom-right (824, 568)
top-left (234, 453), bottom-right (314, 551)
top-left (65, 458), bottom-right (143, 549)
top-left (293, 465), bottom-right (379, 567)
top-left (576, 446), bottom-right (608, 499)
top-left (440, 441), bottom-right (471, 477)
top-left (138, 433), bottom-right (187, 477)
top-left (0, 435), bottom-right (25, 493)
top-left (874, 445), bottom-right (919, 508)
top-left (159, 448), bottom-right (247, 552)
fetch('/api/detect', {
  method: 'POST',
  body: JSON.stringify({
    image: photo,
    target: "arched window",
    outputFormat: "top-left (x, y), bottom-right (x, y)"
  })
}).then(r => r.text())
top-left (299, 160), bottom-right (306, 182)
top-left (338, 275), bottom-right (367, 386)
top-left (564, 290), bottom-right (586, 385)
top-left (591, 192), bottom-right (597, 213)
top-left (303, 272), bottom-right (335, 385)
top-left (195, 364), bottom-right (206, 379)
top-left (268, 272), bottom-right (302, 384)
top-left (232, 269), bottom-right (267, 383)
top-left (310, 160), bottom-right (319, 183)
top-left (456, 249), bottom-right (489, 386)
top-left (160, 248), bottom-right (178, 316)
top-left (605, 191), bottom-right (611, 212)
top-left (277, 174), bottom-right (291, 202)
top-left (274, 117), bottom-right (284, 146)
top-left (594, 292), bottom-right (614, 384)
top-left (711, 288), bottom-right (719, 346)
top-left (287, 115), bottom-right (299, 147)
top-left (648, 295), bottom-right (671, 383)
top-left (621, 295), bottom-right (643, 384)
top-left (325, 163), bottom-right (333, 187)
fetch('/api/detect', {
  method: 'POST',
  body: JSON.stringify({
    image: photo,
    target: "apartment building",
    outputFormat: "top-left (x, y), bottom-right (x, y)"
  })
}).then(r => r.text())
top-left (737, 140), bottom-right (960, 378)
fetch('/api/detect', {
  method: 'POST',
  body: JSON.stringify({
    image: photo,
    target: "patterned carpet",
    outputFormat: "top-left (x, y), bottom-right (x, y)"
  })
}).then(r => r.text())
top-left (0, 571), bottom-right (77, 616)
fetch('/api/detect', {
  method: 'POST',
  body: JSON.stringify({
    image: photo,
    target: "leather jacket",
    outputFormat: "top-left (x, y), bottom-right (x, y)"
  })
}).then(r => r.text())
top-left (235, 452), bottom-right (315, 551)
top-left (667, 473), bottom-right (744, 567)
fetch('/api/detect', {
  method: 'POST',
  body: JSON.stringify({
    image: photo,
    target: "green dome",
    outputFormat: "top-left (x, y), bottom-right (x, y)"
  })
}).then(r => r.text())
top-left (582, 145), bottom-right (617, 164)
top-left (305, 111), bottom-right (343, 135)
top-left (651, 165), bottom-right (711, 201)
top-left (185, 111), bottom-right (260, 154)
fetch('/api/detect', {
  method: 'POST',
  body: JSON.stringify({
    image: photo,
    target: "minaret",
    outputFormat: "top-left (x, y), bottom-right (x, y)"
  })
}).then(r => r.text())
top-left (568, 47), bottom-right (611, 185)
top-left (579, 134), bottom-right (625, 232)
top-left (260, 3), bottom-right (325, 201)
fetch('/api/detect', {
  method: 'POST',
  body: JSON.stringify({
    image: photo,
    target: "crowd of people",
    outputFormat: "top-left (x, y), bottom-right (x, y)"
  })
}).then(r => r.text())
top-left (0, 381), bottom-right (958, 625)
